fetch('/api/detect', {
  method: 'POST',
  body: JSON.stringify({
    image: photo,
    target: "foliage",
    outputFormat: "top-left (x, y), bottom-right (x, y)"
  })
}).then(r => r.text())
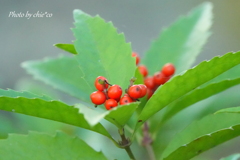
top-left (1, 2), bottom-right (240, 160)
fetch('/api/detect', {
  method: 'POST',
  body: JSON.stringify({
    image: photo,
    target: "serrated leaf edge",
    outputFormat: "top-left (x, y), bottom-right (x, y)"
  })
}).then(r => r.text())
top-left (161, 78), bottom-right (240, 123)
top-left (134, 52), bottom-right (240, 139)
top-left (163, 125), bottom-right (240, 160)
top-left (1, 88), bottom-right (56, 102)
top-left (76, 102), bottom-right (140, 128)
top-left (3, 131), bottom-right (106, 156)
top-left (142, 2), bottom-right (212, 75)
top-left (72, 9), bottom-right (135, 91)
top-left (21, 55), bottom-right (83, 100)
top-left (146, 51), bottom-right (238, 115)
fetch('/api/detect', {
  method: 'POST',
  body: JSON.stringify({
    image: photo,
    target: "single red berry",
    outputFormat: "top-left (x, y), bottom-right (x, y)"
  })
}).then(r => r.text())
top-left (147, 88), bottom-right (154, 99)
top-left (115, 97), bottom-right (121, 102)
top-left (122, 93), bottom-right (130, 98)
top-left (128, 85), bottom-right (142, 99)
top-left (153, 71), bottom-right (168, 85)
top-left (165, 76), bottom-right (171, 82)
top-left (107, 85), bottom-right (122, 100)
top-left (90, 91), bottom-right (106, 105)
top-left (138, 65), bottom-right (148, 77)
top-left (124, 94), bottom-right (136, 101)
top-left (138, 84), bottom-right (147, 98)
top-left (105, 99), bottom-right (118, 110)
top-left (162, 63), bottom-right (175, 77)
top-left (95, 76), bottom-right (109, 91)
top-left (132, 52), bottom-right (140, 65)
top-left (144, 76), bottom-right (155, 89)
top-left (119, 94), bottom-right (134, 105)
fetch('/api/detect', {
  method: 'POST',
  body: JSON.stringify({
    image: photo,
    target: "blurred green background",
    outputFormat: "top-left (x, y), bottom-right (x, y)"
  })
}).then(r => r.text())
top-left (1, 0), bottom-right (240, 89)
top-left (0, 0), bottom-right (240, 160)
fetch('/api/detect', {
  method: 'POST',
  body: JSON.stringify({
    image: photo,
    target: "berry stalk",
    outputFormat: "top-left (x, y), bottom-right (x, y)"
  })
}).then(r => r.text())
top-left (142, 122), bottom-right (156, 160)
top-left (118, 128), bottom-right (136, 160)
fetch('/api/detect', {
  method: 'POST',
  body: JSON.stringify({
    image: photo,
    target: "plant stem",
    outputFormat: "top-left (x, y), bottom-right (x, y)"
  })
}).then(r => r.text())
top-left (124, 145), bottom-right (136, 160)
top-left (142, 122), bottom-right (156, 160)
top-left (145, 144), bottom-right (156, 160)
top-left (119, 128), bottom-right (136, 160)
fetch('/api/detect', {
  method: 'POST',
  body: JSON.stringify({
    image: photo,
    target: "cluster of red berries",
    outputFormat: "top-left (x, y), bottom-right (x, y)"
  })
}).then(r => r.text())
top-left (132, 52), bottom-right (175, 99)
top-left (90, 76), bottom-right (147, 110)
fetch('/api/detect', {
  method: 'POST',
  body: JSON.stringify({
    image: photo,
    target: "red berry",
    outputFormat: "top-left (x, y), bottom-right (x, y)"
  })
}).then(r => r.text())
top-left (119, 95), bottom-right (134, 105)
top-left (138, 65), bottom-right (148, 77)
top-left (165, 76), bottom-right (171, 82)
top-left (132, 52), bottom-right (140, 65)
top-left (128, 85), bottom-right (142, 99)
top-left (144, 76), bottom-right (155, 89)
top-left (105, 99), bottom-right (118, 110)
top-left (90, 91), bottom-right (106, 105)
top-left (122, 93), bottom-right (130, 97)
top-left (153, 72), bottom-right (168, 85)
top-left (124, 94), bottom-right (136, 100)
top-left (107, 85), bottom-right (122, 100)
top-left (95, 76), bottom-right (109, 91)
top-left (115, 97), bottom-right (121, 102)
top-left (147, 89), bottom-right (154, 99)
top-left (138, 84), bottom-right (147, 98)
top-left (162, 63), bottom-right (175, 77)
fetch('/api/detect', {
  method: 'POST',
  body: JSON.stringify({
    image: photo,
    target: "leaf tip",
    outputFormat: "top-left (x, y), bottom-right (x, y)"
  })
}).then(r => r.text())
top-left (73, 9), bottom-right (84, 16)
top-left (201, 1), bottom-right (213, 9)
top-left (73, 9), bottom-right (91, 21)
top-left (21, 61), bottom-right (28, 68)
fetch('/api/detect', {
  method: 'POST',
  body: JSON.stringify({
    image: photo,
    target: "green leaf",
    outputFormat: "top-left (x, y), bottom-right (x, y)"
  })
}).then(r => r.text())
top-left (192, 86), bottom-right (240, 121)
top-left (72, 9), bottom-right (136, 93)
top-left (0, 89), bottom-right (112, 139)
top-left (151, 88), bottom-right (240, 159)
top-left (162, 113), bottom-right (240, 160)
top-left (215, 106), bottom-right (240, 114)
top-left (203, 65), bottom-right (240, 86)
top-left (14, 78), bottom-right (60, 100)
top-left (183, 85), bottom-right (240, 122)
top-left (0, 131), bottom-right (108, 160)
top-left (22, 56), bottom-right (91, 102)
top-left (0, 113), bottom-right (20, 139)
top-left (142, 2), bottom-right (212, 75)
top-left (0, 109), bottom-right (74, 138)
top-left (134, 52), bottom-right (240, 133)
top-left (76, 102), bottom-right (139, 128)
top-left (134, 68), bottom-right (144, 85)
top-left (54, 43), bottom-right (77, 54)
top-left (14, 113), bottom-right (74, 136)
top-left (104, 103), bottom-right (139, 128)
top-left (23, 10), bottom-right (137, 105)
top-left (0, 88), bottom-right (52, 101)
top-left (220, 153), bottom-right (240, 160)
top-left (161, 78), bottom-right (240, 123)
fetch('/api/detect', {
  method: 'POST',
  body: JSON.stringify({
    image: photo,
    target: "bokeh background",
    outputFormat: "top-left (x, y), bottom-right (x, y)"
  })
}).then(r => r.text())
top-left (1, 0), bottom-right (240, 160)
top-left (1, 0), bottom-right (240, 89)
